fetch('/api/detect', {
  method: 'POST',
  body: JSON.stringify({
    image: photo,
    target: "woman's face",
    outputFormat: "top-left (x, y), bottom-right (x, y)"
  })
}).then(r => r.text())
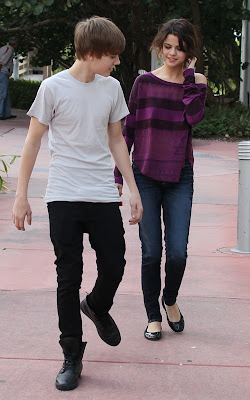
top-left (160, 34), bottom-right (187, 67)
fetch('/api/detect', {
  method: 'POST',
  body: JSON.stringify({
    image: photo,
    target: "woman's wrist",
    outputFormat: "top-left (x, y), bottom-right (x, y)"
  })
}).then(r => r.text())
top-left (183, 68), bottom-right (195, 77)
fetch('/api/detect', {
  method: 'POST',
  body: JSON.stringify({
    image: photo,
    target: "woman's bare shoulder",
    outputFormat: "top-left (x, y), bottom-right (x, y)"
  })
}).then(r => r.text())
top-left (195, 73), bottom-right (207, 85)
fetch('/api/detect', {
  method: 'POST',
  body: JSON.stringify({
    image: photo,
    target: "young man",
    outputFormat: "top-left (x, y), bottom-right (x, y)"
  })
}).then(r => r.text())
top-left (12, 16), bottom-right (143, 391)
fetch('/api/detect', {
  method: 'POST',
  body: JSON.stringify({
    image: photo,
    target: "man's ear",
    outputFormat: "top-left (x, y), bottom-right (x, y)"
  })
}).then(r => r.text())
top-left (86, 52), bottom-right (94, 61)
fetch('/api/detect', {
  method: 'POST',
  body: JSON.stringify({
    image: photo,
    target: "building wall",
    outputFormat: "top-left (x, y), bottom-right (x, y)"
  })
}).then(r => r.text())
top-left (13, 52), bottom-right (52, 81)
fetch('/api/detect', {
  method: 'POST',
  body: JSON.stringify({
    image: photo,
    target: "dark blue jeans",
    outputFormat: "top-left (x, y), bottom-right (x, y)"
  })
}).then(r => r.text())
top-left (133, 161), bottom-right (193, 322)
top-left (47, 201), bottom-right (126, 340)
top-left (0, 72), bottom-right (11, 119)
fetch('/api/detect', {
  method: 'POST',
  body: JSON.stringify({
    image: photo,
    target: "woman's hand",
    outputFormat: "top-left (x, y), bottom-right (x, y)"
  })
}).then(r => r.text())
top-left (184, 56), bottom-right (197, 70)
top-left (116, 183), bottom-right (123, 197)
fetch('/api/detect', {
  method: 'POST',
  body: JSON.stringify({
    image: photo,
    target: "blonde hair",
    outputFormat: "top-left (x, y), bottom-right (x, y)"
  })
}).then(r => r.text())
top-left (74, 16), bottom-right (125, 60)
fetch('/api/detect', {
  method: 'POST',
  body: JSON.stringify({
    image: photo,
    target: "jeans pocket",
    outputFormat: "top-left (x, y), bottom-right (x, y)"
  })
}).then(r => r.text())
top-left (132, 163), bottom-right (143, 178)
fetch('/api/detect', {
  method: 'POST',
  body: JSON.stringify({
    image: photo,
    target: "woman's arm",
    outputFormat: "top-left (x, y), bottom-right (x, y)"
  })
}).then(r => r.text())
top-left (182, 59), bottom-right (207, 126)
top-left (114, 79), bottom-right (138, 185)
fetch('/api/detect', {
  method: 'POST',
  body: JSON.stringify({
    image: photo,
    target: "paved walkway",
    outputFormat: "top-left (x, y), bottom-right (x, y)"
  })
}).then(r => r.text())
top-left (0, 109), bottom-right (250, 400)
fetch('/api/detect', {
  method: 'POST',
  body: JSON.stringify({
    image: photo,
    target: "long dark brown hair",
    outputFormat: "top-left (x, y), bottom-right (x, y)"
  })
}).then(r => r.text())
top-left (150, 18), bottom-right (198, 59)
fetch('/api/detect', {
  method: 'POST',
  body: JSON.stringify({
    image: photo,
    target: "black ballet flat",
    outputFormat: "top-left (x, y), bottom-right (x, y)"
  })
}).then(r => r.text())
top-left (161, 296), bottom-right (185, 333)
top-left (144, 326), bottom-right (162, 341)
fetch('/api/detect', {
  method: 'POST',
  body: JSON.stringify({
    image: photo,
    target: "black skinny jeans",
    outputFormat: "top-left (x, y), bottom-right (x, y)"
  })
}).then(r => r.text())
top-left (47, 201), bottom-right (126, 340)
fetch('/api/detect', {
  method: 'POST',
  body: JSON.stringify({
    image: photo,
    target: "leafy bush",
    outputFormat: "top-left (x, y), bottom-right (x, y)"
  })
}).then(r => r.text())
top-left (9, 78), bottom-right (40, 110)
top-left (0, 154), bottom-right (20, 191)
top-left (9, 78), bottom-right (250, 140)
top-left (193, 103), bottom-right (250, 139)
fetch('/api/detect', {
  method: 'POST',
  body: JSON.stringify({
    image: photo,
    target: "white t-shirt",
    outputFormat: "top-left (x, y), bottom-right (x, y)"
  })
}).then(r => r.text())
top-left (27, 70), bottom-right (129, 203)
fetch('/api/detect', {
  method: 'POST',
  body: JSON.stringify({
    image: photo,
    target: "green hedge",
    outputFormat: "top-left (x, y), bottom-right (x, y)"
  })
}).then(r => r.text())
top-left (9, 78), bottom-right (41, 110)
top-left (193, 103), bottom-right (250, 139)
top-left (9, 79), bottom-right (250, 139)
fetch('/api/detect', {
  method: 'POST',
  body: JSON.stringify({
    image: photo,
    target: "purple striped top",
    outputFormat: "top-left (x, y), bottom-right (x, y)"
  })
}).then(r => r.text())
top-left (114, 68), bottom-right (207, 183)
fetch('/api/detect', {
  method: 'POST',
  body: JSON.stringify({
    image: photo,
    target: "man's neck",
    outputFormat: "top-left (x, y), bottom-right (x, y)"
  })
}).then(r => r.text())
top-left (69, 59), bottom-right (95, 83)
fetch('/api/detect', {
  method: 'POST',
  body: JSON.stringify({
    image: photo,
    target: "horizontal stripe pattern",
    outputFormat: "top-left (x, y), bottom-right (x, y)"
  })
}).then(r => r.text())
top-left (114, 70), bottom-right (207, 184)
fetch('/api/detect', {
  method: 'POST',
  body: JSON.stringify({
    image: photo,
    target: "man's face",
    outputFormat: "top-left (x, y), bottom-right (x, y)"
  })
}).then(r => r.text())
top-left (91, 54), bottom-right (120, 77)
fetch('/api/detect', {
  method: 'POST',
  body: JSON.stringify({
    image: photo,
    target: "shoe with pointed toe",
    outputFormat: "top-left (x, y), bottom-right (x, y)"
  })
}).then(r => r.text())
top-left (161, 297), bottom-right (184, 333)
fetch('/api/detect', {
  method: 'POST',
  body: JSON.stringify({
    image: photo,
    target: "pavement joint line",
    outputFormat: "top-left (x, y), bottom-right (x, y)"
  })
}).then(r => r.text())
top-left (192, 203), bottom-right (238, 206)
top-left (194, 173), bottom-right (238, 177)
top-left (2, 248), bottom-right (250, 259)
top-left (0, 219), bottom-right (238, 229)
top-left (188, 254), bottom-right (250, 258)
top-left (0, 248), bottom-right (53, 252)
top-left (0, 289), bottom-right (249, 302)
top-left (0, 128), bottom-right (15, 136)
top-left (0, 288), bottom-right (57, 292)
top-left (190, 225), bottom-right (237, 228)
top-left (2, 195), bottom-right (47, 198)
top-left (0, 356), bottom-right (249, 369)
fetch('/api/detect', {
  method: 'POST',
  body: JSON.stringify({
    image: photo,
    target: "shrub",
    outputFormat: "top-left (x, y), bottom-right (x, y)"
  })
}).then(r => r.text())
top-left (0, 154), bottom-right (20, 191)
top-left (9, 78), bottom-right (250, 140)
top-left (9, 78), bottom-right (41, 110)
top-left (193, 103), bottom-right (250, 139)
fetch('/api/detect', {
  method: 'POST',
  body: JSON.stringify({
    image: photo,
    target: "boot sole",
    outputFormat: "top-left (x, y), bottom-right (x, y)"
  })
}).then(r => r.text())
top-left (56, 381), bottom-right (78, 391)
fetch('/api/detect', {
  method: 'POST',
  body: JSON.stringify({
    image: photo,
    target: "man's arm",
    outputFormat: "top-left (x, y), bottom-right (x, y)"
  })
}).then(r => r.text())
top-left (108, 120), bottom-right (143, 225)
top-left (12, 117), bottom-right (47, 231)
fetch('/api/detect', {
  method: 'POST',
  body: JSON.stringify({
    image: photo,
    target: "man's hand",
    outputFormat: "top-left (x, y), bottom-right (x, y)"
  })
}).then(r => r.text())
top-left (129, 192), bottom-right (143, 225)
top-left (12, 198), bottom-right (32, 231)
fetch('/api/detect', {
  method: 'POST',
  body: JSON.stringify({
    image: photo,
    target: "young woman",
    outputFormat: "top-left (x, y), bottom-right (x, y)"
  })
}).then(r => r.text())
top-left (115, 18), bottom-right (207, 340)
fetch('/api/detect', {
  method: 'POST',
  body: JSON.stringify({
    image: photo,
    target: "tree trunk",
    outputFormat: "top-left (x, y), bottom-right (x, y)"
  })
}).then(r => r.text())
top-left (189, 0), bottom-right (204, 74)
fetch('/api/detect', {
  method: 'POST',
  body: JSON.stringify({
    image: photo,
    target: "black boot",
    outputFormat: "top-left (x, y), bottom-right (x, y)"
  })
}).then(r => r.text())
top-left (55, 337), bottom-right (87, 391)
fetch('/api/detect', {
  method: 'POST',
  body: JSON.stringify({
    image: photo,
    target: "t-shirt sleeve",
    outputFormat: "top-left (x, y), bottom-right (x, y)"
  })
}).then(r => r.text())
top-left (27, 80), bottom-right (55, 125)
top-left (109, 81), bottom-right (129, 123)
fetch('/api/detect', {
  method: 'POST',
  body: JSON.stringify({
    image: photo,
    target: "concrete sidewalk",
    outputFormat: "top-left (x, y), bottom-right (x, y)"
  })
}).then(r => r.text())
top-left (0, 109), bottom-right (250, 400)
